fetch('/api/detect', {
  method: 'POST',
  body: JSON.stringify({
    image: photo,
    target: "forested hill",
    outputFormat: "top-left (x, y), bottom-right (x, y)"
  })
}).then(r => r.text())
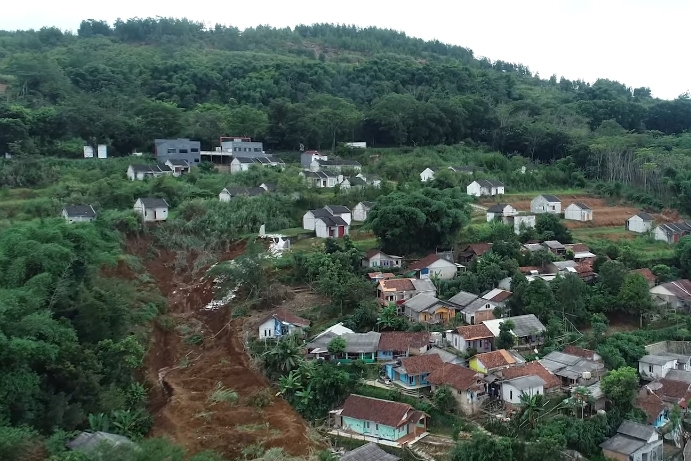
top-left (2, 18), bottom-right (691, 169)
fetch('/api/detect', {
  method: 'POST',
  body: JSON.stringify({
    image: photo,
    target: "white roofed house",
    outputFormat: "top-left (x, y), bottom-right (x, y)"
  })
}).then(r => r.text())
top-left (653, 221), bottom-right (691, 244)
top-left (564, 202), bottom-right (593, 221)
top-left (353, 201), bottom-right (373, 222)
top-left (466, 179), bottom-right (505, 197)
top-left (134, 197), bottom-right (169, 222)
top-left (530, 195), bottom-right (561, 214)
top-left (420, 168), bottom-right (435, 182)
top-left (62, 205), bottom-right (96, 223)
top-left (626, 212), bottom-right (655, 234)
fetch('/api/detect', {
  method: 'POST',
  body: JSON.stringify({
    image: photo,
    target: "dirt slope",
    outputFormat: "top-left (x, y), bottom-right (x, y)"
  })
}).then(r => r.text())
top-left (126, 238), bottom-right (314, 459)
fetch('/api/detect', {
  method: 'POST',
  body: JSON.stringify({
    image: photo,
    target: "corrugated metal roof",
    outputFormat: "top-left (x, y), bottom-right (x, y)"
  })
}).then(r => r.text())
top-left (503, 375), bottom-right (545, 390)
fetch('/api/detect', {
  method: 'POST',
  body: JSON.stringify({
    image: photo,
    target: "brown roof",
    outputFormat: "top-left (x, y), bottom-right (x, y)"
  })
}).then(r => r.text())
top-left (408, 254), bottom-right (444, 270)
top-left (500, 361), bottom-right (561, 390)
top-left (569, 243), bottom-right (590, 253)
top-left (657, 378), bottom-right (691, 401)
top-left (261, 310), bottom-right (310, 328)
top-left (455, 324), bottom-right (494, 340)
top-left (379, 278), bottom-right (415, 292)
top-left (368, 272), bottom-right (395, 280)
top-left (632, 268), bottom-right (656, 284)
top-left (636, 392), bottom-right (666, 424)
top-left (378, 332), bottom-right (431, 352)
top-left (340, 395), bottom-right (416, 428)
top-left (563, 345), bottom-right (601, 362)
top-left (475, 350), bottom-right (516, 370)
top-left (661, 279), bottom-right (691, 300)
top-left (400, 354), bottom-right (444, 376)
top-left (427, 363), bottom-right (485, 391)
top-left (462, 243), bottom-right (492, 256)
top-left (365, 249), bottom-right (385, 259)
top-left (488, 290), bottom-right (512, 303)
top-left (520, 266), bottom-right (542, 274)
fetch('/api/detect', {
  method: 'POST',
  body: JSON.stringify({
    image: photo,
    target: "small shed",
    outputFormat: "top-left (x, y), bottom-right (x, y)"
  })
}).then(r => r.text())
top-left (134, 197), bottom-right (169, 222)
top-left (353, 201), bottom-right (373, 222)
top-left (626, 212), bottom-right (654, 233)
top-left (420, 168), bottom-right (435, 182)
top-left (62, 205), bottom-right (96, 223)
top-left (564, 202), bottom-right (593, 221)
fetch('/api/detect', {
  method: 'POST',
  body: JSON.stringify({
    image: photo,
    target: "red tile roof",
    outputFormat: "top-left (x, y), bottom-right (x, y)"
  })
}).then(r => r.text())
top-left (364, 249), bottom-right (383, 259)
top-left (500, 361), bottom-right (561, 390)
top-left (400, 354), bottom-right (444, 376)
top-left (408, 254), bottom-right (444, 271)
top-left (427, 363), bottom-right (485, 391)
top-left (563, 345), bottom-right (601, 362)
top-left (378, 332), bottom-right (431, 352)
top-left (261, 310), bottom-right (310, 328)
top-left (475, 350), bottom-right (516, 370)
top-left (464, 243), bottom-right (492, 256)
top-left (632, 268), bottom-right (656, 284)
top-left (488, 290), bottom-right (512, 303)
top-left (379, 278), bottom-right (416, 292)
top-left (636, 392), bottom-right (666, 424)
top-left (657, 378), bottom-right (691, 401)
top-left (455, 324), bottom-right (494, 341)
top-left (340, 395), bottom-right (419, 428)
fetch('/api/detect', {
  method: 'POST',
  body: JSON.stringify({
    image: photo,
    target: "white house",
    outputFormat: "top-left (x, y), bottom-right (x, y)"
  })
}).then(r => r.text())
top-left (218, 187), bottom-right (265, 202)
top-left (638, 355), bottom-right (677, 380)
top-left (126, 164), bottom-right (173, 181)
top-left (258, 311), bottom-right (310, 340)
top-left (62, 205), bottom-right (96, 223)
top-left (165, 159), bottom-right (190, 176)
top-left (353, 201), bottom-right (373, 222)
top-left (315, 215), bottom-right (350, 238)
top-left (564, 202), bottom-right (593, 221)
top-left (600, 421), bottom-right (663, 461)
top-left (420, 168), bottom-right (435, 182)
top-left (649, 279), bottom-right (691, 311)
top-left (408, 254), bottom-right (459, 280)
top-left (303, 208), bottom-right (331, 230)
top-left (466, 179), bottom-right (505, 197)
top-left (530, 195), bottom-right (561, 214)
top-left (300, 150), bottom-right (328, 168)
top-left (362, 250), bottom-right (403, 269)
top-left (134, 197), bottom-right (169, 222)
top-left (501, 375), bottom-right (546, 404)
top-left (653, 222), bottom-right (691, 244)
top-left (626, 212), bottom-right (654, 233)
top-left (324, 205), bottom-right (351, 225)
top-left (356, 173), bottom-right (382, 188)
top-left (230, 156), bottom-right (284, 174)
top-left (507, 214), bottom-right (536, 235)
top-left (300, 171), bottom-right (343, 188)
top-left (486, 204), bottom-right (518, 222)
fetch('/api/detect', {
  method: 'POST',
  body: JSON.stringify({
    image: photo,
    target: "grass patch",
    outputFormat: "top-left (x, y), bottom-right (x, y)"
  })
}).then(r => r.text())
top-left (209, 383), bottom-right (239, 405)
top-left (236, 423), bottom-right (270, 432)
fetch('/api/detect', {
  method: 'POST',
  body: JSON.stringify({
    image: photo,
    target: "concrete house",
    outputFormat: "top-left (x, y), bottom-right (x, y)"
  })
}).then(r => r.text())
top-left (501, 375), bottom-right (546, 404)
top-left (301, 171), bottom-right (343, 188)
top-left (402, 293), bottom-right (457, 324)
top-left (385, 353), bottom-right (444, 389)
top-left (303, 207), bottom-right (350, 231)
top-left (458, 298), bottom-right (497, 325)
top-left (258, 310), bottom-right (310, 340)
top-left (638, 355), bottom-right (679, 380)
top-left (600, 421), bottom-right (662, 461)
top-left (627, 212), bottom-right (654, 234)
top-left (470, 349), bottom-right (520, 374)
top-left (486, 204), bottom-right (518, 222)
top-left (310, 158), bottom-right (362, 173)
top-left (408, 254), bottom-right (459, 280)
top-left (420, 168), bottom-right (435, 182)
top-left (62, 205), bottom-right (96, 223)
top-left (650, 279), bottom-right (691, 311)
top-left (481, 288), bottom-right (512, 306)
top-left (353, 201), bottom-right (373, 222)
top-left (331, 395), bottom-right (428, 443)
top-left (362, 250), bottom-right (403, 269)
top-left (447, 291), bottom-right (480, 310)
top-left (324, 205), bottom-right (352, 225)
top-left (165, 159), bottom-right (190, 176)
top-left (221, 137), bottom-right (264, 155)
top-left (230, 156), bottom-right (284, 174)
top-left (427, 363), bottom-right (487, 415)
top-left (458, 243), bottom-right (492, 264)
top-left (654, 221), bottom-right (691, 244)
top-left (466, 179), bottom-right (505, 197)
top-left (315, 215), bottom-right (350, 238)
top-left (340, 443), bottom-right (400, 461)
top-left (530, 195), bottom-right (561, 214)
top-left (450, 324), bottom-right (494, 354)
top-left (377, 278), bottom-right (436, 306)
top-left (377, 331), bottom-right (431, 361)
top-left (542, 240), bottom-right (566, 256)
top-left (133, 197), bottom-right (169, 222)
top-left (306, 331), bottom-right (380, 362)
top-left (301, 151), bottom-right (328, 168)
top-left (154, 138), bottom-right (201, 164)
top-left (540, 350), bottom-right (604, 388)
top-left (483, 315), bottom-right (547, 347)
top-left (564, 202), bottom-right (593, 221)
top-left (127, 164), bottom-right (173, 181)
top-left (499, 360), bottom-right (562, 394)
top-left (218, 187), bottom-right (265, 202)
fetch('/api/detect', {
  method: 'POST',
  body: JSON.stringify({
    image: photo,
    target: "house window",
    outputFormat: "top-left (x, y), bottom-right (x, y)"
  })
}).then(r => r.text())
top-left (167, 148), bottom-right (176, 153)
top-left (510, 390), bottom-right (513, 400)
top-left (194, 159), bottom-right (200, 163)
top-left (375, 424), bottom-right (379, 430)
top-left (179, 149), bottom-right (188, 154)
top-left (254, 147), bottom-right (261, 152)
top-left (191, 148), bottom-right (199, 153)
top-left (364, 421), bottom-right (370, 429)
top-left (649, 365), bottom-right (654, 373)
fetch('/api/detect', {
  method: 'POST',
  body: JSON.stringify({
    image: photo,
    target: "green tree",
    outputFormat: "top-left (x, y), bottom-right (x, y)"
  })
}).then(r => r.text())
top-left (652, 264), bottom-right (675, 283)
top-left (522, 278), bottom-right (555, 321)
top-left (263, 336), bottom-right (303, 378)
top-left (618, 273), bottom-right (653, 327)
top-left (496, 320), bottom-right (516, 350)
top-left (306, 95), bottom-right (361, 151)
top-left (601, 366), bottom-right (639, 411)
top-left (598, 260), bottom-right (628, 296)
top-left (676, 235), bottom-right (691, 276)
top-left (433, 385), bottom-right (456, 413)
top-left (450, 433), bottom-right (514, 461)
top-left (327, 336), bottom-right (347, 355)
top-left (534, 214), bottom-right (572, 243)
top-left (552, 273), bottom-right (589, 324)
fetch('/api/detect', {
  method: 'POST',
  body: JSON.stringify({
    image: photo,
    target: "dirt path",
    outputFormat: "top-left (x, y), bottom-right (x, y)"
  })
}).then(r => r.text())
top-left (127, 238), bottom-right (314, 459)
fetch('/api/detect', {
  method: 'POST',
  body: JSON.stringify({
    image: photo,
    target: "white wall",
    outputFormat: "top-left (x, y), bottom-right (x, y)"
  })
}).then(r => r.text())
top-left (564, 205), bottom-right (592, 221)
top-left (219, 190), bottom-right (231, 202)
top-left (420, 168), bottom-right (435, 182)
top-left (530, 197), bottom-right (561, 214)
top-left (315, 219), bottom-right (347, 238)
top-left (627, 216), bottom-right (652, 233)
top-left (422, 260), bottom-right (457, 280)
top-left (638, 360), bottom-right (675, 379)
top-left (353, 203), bottom-right (369, 222)
top-left (258, 319), bottom-right (275, 339)
top-left (492, 186), bottom-right (505, 195)
top-left (653, 226), bottom-right (673, 243)
top-left (303, 211), bottom-right (316, 230)
top-left (466, 182), bottom-right (482, 196)
top-left (502, 383), bottom-right (543, 404)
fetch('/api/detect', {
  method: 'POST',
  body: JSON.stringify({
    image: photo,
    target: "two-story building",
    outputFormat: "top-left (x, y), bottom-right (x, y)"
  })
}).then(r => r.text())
top-left (220, 137), bottom-right (264, 155)
top-left (154, 138), bottom-right (201, 164)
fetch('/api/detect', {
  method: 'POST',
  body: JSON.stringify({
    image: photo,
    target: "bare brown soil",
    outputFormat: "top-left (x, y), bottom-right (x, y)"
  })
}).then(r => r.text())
top-left (125, 237), bottom-right (314, 459)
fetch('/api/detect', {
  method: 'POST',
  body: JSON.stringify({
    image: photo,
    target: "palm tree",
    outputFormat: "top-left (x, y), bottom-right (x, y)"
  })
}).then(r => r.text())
top-left (517, 392), bottom-right (547, 430)
top-left (263, 336), bottom-right (303, 376)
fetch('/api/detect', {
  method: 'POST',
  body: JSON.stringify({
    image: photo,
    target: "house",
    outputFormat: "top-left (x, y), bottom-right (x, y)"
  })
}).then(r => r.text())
top-left (303, 208), bottom-right (332, 231)
top-left (600, 420), bottom-right (662, 461)
top-left (301, 150), bottom-right (328, 168)
top-left (402, 294), bottom-right (457, 324)
top-left (563, 345), bottom-right (603, 362)
top-left (457, 298), bottom-right (497, 325)
top-left (385, 353), bottom-right (444, 389)
top-left (627, 212), bottom-right (655, 234)
top-left (540, 350), bottom-right (605, 388)
top-left (310, 158), bottom-right (362, 173)
top-left (547, 260), bottom-right (579, 275)
top-left (341, 176), bottom-right (369, 190)
top-left (530, 195), bottom-right (561, 214)
top-left (314, 322), bottom-right (354, 340)
top-left (466, 179), bottom-right (505, 197)
top-left (258, 310), bottom-right (310, 340)
top-left (458, 243), bottom-right (492, 264)
top-left (230, 156), bottom-right (284, 174)
top-left (377, 331), bottom-right (431, 361)
top-left (340, 443), bottom-right (400, 461)
top-left (126, 163), bottom-right (173, 181)
top-left (648, 378), bottom-right (691, 409)
top-left (450, 324), bottom-right (494, 354)
top-left (505, 214), bottom-right (537, 235)
top-left (62, 205), bottom-right (96, 223)
top-left (219, 187), bottom-right (266, 202)
top-left (316, 215), bottom-right (350, 238)
top-left (66, 431), bottom-right (134, 453)
top-left (423, 346), bottom-right (464, 365)
top-left (377, 278), bottom-right (436, 306)
top-left (498, 360), bottom-right (561, 393)
top-left (154, 138), bottom-right (201, 164)
top-left (307, 332), bottom-right (381, 362)
top-left (133, 197), bottom-right (169, 222)
top-left (408, 254), bottom-right (459, 280)
top-left (470, 350), bottom-right (520, 374)
top-left (482, 315), bottom-right (547, 347)
top-left (220, 137), bottom-right (264, 155)
top-left (362, 250), bottom-right (403, 269)
top-left (636, 392), bottom-right (670, 428)
top-left (638, 355), bottom-right (678, 380)
top-left (501, 375), bottom-right (546, 404)
top-left (650, 279), bottom-right (691, 311)
top-left (481, 288), bottom-right (512, 306)
top-left (447, 291), bottom-right (480, 310)
top-left (486, 204), bottom-right (518, 222)
top-left (324, 205), bottom-right (352, 225)
top-left (542, 240), bottom-right (566, 256)
top-left (356, 173), bottom-right (382, 188)
top-left (633, 268), bottom-right (657, 288)
top-left (164, 159), bottom-right (190, 176)
top-left (653, 221), bottom-right (691, 244)
top-left (564, 202), bottom-right (593, 221)
top-left (300, 171), bottom-right (344, 188)
top-left (330, 395), bottom-right (428, 443)
top-left (353, 201), bottom-right (373, 222)
top-left (427, 363), bottom-right (487, 415)
top-left (420, 168), bottom-right (435, 182)
top-left (448, 165), bottom-right (482, 175)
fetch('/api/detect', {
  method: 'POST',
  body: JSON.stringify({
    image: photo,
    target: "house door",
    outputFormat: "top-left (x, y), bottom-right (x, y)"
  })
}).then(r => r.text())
top-left (338, 226), bottom-right (345, 237)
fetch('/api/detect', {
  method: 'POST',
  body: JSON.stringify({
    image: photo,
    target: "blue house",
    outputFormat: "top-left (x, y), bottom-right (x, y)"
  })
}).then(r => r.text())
top-left (637, 392), bottom-right (670, 429)
top-left (257, 310), bottom-right (310, 340)
top-left (377, 331), bottom-right (431, 361)
top-left (385, 354), bottom-right (444, 389)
